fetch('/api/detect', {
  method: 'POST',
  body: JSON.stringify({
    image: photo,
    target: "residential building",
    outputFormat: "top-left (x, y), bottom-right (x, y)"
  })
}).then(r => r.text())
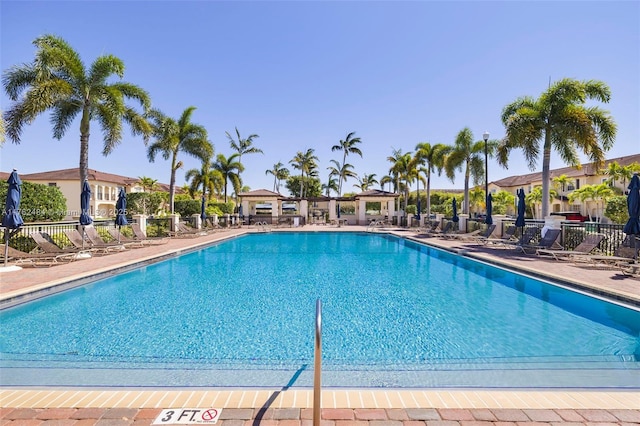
top-left (16, 168), bottom-right (170, 220)
top-left (490, 153), bottom-right (640, 220)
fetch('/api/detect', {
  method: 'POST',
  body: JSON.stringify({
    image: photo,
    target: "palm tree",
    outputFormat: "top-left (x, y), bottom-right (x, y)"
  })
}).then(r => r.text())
top-left (331, 131), bottom-right (363, 196)
top-left (414, 142), bottom-right (450, 218)
top-left (147, 106), bottom-right (213, 213)
top-left (468, 186), bottom-right (486, 216)
top-left (354, 173), bottom-right (378, 192)
top-left (387, 149), bottom-right (413, 215)
top-left (444, 128), bottom-right (493, 215)
top-left (3, 34), bottom-right (151, 187)
top-left (552, 174), bottom-right (572, 211)
top-left (138, 176), bottom-right (159, 193)
top-left (569, 183), bottom-right (614, 221)
top-left (289, 148), bottom-right (318, 198)
top-left (322, 177), bottom-right (339, 197)
top-left (212, 153), bottom-right (244, 203)
top-left (526, 186), bottom-right (557, 219)
top-left (265, 162), bottom-right (290, 193)
top-left (185, 159), bottom-right (224, 201)
top-left (327, 160), bottom-right (357, 196)
top-left (379, 175), bottom-right (393, 192)
top-left (226, 127), bottom-right (261, 202)
top-left (498, 78), bottom-right (617, 218)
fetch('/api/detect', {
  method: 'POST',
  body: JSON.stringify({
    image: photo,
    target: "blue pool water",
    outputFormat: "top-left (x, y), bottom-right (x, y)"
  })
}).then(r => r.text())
top-left (1, 232), bottom-right (639, 388)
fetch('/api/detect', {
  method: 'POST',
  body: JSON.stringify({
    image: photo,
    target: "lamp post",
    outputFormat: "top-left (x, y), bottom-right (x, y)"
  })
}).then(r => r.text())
top-left (483, 131), bottom-right (490, 218)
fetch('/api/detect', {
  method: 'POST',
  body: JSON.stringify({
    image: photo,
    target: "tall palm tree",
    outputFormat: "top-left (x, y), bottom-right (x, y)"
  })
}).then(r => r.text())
top-left (331, 131), bottom-right (363, 196)
top-left (498, 78), bottom-right (617, 218)
top-left (414, 142), bottom-right (450, 218)
top-left (3, 34), bottom-right (151, 187)
top-left (289, 148), bottom-right (318, 198)
top-left (265, 162), bottom-right (289, 193)
top-left (387, 149), bottom-right (413, 215)
top-left (379, 175), bottom-right (393, 192)
top-left (226, 127), bottom-right (261, 202)
top-left (444, 128), bottom-right (492, 215)
top-left (185, 159), bottom-right (224, 201)
top-left (212, 153), bottom-right (244, 203)
top-left (147, 106), bottom-right (212, 213)
top-left (354, 173), bottom-right (378, 192)
top-left (327, 160), bottom-right (357, 196)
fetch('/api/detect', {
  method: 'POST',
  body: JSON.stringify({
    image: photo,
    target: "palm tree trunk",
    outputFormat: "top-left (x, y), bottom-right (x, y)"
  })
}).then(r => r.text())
top-left (541, 129), bottom-right (552, 218)
top-left (79, 109), bottom-right (91, 188)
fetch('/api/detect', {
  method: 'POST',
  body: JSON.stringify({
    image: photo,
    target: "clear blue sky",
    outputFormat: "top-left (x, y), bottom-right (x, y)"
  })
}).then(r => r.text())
top-left (1, 1), bottom-right (638, 195)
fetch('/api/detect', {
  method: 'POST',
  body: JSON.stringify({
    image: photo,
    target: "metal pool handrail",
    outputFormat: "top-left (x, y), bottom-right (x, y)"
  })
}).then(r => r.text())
top-left (314, 299), bottom-right (322, 426)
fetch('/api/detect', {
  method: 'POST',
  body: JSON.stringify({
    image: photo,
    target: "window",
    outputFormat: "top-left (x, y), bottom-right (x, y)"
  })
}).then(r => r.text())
top-left (97, 186), bottom-right (103, 200)
top-left (48, 182), bottom-right (57, 187)
top-left (575, 179), bottom-right (580, 189)
top-left (567, 184), bottom-right (575, 191)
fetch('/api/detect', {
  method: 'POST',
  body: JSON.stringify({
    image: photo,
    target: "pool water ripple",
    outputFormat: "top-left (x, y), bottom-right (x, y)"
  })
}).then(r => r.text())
top-left (1, 232), bottom-right (639, 388)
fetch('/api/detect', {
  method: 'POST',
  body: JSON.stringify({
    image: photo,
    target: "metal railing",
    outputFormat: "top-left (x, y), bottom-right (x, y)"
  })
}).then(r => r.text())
top-left (313, 299), bottom-right (322, 426)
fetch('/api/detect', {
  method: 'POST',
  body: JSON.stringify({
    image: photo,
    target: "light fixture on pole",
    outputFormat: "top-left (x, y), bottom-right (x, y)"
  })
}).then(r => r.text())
top-left (483, 131), bottom-right (490, 219)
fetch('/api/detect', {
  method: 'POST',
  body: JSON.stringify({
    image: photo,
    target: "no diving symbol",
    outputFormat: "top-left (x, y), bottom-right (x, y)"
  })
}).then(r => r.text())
top-left (201, 409), bottom-right (218, 422)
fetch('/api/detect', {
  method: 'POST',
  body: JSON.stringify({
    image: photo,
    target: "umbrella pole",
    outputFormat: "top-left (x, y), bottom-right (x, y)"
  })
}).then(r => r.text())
top-left (4, 230), bottom-right (8, 267)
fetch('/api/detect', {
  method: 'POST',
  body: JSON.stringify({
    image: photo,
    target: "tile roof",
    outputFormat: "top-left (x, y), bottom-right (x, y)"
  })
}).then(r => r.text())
top-left (492, 153), bottom-right (640, 187)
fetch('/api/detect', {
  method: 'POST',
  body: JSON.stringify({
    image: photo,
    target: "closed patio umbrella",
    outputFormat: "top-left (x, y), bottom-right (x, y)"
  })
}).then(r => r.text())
top-left (623, 174), bottom-right (640, 260)
top-left (515, 188), bottom-right (526, 234)
top-left (79, 180), bottom-right (93, 248)
top-left (115, 188), bottom-right (128, 242)
top-left (485, 193), bottom-right (493, 226)
top-left (2, 170), bottom-right (24, 267)
top-left (201, 196), bottom-right (207, 226)
top-left (451, 198), bottom-right (459, 230)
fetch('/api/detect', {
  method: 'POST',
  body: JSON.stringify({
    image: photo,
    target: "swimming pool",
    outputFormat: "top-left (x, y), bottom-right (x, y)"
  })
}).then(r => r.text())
top-left (1, 232), bottom-right (639, 388)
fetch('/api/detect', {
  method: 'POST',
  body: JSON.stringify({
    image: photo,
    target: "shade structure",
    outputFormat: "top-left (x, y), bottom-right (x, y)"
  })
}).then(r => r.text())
top-left (452, 198), bottom-right (459, 223)
top-left (623, 174), bottom-right (640, 260)
top-left (515, 188), bottom-right (526, 229)
top-left (201, 196), bottom-right (207, 223)
top-left (485, 193), bottom-right (493, 225)
top-left (2, 170), bottom-right (25, 267)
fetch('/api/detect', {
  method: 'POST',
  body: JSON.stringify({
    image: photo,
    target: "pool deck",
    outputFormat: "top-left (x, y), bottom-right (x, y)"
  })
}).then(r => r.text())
top-left (1, 225), bottom-right (639, 424)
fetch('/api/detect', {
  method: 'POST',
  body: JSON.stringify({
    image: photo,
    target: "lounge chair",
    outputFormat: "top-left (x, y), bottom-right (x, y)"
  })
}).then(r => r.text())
top-left (63, 229), bottom-right (122, 255)
top-left (107, 228), bottom-right (146, 248)
top-left (493, 226), bottom-right (539, 249)
top-left (84, 226), bottom-right (131, 250)
top-left (3, 245), bottom-right (78, 267)
top-left (31, 231), bottom-right (92, 258)
top-left (169, 222), bottom-right (207, 238)
top-left (536, 233), bottom-right (605, 261)
top-left (479, 225), bottom-right (517, 246)
top-left (515, 228), bottom-right (562, 254)
top-left (446, 224), bottom-right (496, 241)
top-left (131, 223), bottom-right (169, 244)
top-left (572, 236), bottom-right (639, 269)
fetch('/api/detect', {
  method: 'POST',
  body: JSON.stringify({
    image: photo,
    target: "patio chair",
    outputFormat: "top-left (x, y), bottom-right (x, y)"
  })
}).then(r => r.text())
top-left (478, 225), bottom-right (517, 246)
top-left (515, 228), bottom-right (562, 254)
top-left (169, 222), bottom-right (207, 238)
top-left (131, 223), bottom-right (169, 244)
top-left (536, 233), bottom-right (605, 261)
top-left (493, 226), bottom-right (539, 249)
top-left (63, 229), bottom-right (122, 255)
top-left (571, 235), bottom-right (639, 269)
top-left (84, 226), bottom-right (132, 250)
top-left (3, 245), bottom-right (78, 267)
top-left (107, 228), bottom-right (146, 248)
top-left (31, 231), bottom-right (92, 258)
top-left (446, 224), bottom-right (496, 241)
